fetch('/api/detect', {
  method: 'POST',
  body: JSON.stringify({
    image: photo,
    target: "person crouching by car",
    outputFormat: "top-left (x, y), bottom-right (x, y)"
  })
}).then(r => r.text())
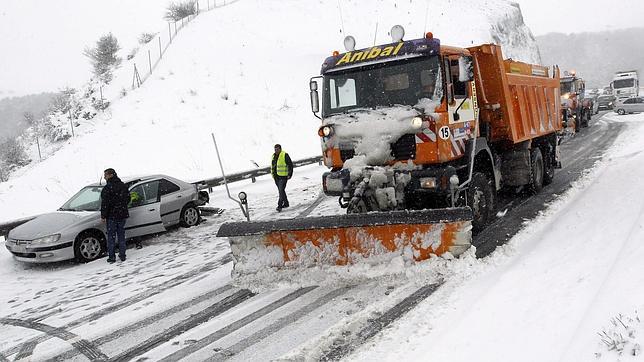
top-left (101, 168), bottom-right (130, 263)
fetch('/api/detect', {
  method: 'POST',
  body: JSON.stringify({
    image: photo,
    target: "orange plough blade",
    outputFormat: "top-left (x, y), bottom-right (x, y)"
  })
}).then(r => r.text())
top-left (217, 208), bottom-right (472, 276)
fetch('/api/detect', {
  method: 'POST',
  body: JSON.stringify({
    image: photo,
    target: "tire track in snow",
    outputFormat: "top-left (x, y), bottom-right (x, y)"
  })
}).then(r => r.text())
top-left (319, 283), bottom-right (442, 361)
top-left (109, 289), bottom-right (257, 362)
top-left (48, 284), bottom-right (235, 361)
top-left (208, 286), bottom-right (354, 361)
top-left (0, 253), bottom-right (232, 360)
top-left (0, 318), bottom-right (108, 361)
top-left (158, 286), bottom-right (319, 362)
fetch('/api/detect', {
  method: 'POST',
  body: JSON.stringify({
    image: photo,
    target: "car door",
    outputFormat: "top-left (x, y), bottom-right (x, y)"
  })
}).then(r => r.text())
top-left (125, 180), bottom-right (166, 238)
top-left (623, 98), bottom-right (636, 113)
top-left (636, 97), bottom-right (644, 112)
top-left (158, 178), bottom-right (184, 226)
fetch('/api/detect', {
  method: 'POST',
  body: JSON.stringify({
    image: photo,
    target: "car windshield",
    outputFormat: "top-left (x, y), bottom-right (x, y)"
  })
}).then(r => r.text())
top-left (59, 186), bottom-right (103, 211)
top-left (614, 79), bottom-right (635, 88)
top-left (322, 56), bottom-right (442, 117)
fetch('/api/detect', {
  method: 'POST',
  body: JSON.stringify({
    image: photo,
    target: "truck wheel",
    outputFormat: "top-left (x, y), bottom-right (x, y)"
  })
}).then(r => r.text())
top-left (74, 231), bottom-right (105, 263)
top-left (180, 203), bottom-right (200, 227)
top-left (468, 172), bottom-right (494, 234)
top-left (529, 148), bottom-right (544, 193)
top-left (617, 109), bottom-right (626, 115)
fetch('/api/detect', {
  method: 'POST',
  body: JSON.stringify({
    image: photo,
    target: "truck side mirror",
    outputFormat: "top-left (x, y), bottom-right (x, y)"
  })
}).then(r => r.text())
top-left (310, 78), bottom-right (321, 115)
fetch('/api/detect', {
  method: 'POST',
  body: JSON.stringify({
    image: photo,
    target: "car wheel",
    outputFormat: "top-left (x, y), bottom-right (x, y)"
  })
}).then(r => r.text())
top-left (617, 109), bottom-right (626, 115)
top-left (467, 171), bottom-right (495, 234)
top-left (180, 203), bottom-right (200, 227)
top-left (529, 148), bottom-right (544, 194)
top-left (74, 231), bottom-right (105, 263)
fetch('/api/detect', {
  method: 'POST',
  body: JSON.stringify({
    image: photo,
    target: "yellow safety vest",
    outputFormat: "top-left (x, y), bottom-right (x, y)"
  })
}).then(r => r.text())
top-left (272, 151), bottom-right (289, 177)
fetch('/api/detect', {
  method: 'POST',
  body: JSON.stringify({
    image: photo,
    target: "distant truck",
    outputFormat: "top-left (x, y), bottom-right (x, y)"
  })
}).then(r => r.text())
top-left (612, 70), bottom-right (639, 99)
top-left (560, 71), bottom-right (592, 132)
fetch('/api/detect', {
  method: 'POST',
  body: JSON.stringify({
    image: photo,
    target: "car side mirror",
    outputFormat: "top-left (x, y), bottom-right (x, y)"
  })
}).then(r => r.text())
top-left (453, 112), bottom-right (460, 121)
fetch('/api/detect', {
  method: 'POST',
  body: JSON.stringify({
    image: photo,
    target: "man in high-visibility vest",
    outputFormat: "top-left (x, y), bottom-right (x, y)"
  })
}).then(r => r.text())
top-left (271, 144), bottom-right (294, 212)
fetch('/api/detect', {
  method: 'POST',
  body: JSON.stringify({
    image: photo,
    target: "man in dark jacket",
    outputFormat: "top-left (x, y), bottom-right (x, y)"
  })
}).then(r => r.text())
top-left (101, 168), bottom-right (130, 263)
top-left (271, 144), bottom-right (293, 212)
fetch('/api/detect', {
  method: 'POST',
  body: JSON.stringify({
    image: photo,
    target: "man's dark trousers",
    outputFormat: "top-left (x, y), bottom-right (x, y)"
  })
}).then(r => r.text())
top-left (107, 219), bottom-right (127, 260)
top-left (275, 176), bottom-right (289, 208)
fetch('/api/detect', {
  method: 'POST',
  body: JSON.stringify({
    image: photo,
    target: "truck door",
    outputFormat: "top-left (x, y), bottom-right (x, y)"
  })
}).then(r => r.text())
top-left (445, 56), bottom-right (475, 125)
top-left (125, 180), bottom-right (165, 238)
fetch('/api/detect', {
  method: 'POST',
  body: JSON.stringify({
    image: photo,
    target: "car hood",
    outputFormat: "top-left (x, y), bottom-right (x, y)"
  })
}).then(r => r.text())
top-left (8, 211), bottom-right (98, 240)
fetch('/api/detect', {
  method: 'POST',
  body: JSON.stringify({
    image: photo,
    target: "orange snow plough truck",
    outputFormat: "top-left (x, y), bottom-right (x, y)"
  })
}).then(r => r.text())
top-left (218, 29), bottom-right (561, 276)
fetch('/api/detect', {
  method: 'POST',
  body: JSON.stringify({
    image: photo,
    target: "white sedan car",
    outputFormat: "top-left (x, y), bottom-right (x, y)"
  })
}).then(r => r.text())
top-left (5, 175), bottom-right (208, 263)
top-left (615, 96), bottom-right (644, 115)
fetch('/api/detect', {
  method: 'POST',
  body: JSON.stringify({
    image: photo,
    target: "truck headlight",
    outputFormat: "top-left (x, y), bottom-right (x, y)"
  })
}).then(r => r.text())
top-left (419, 177), bottom-right (437, 189)
top-left (411, 117), bottom-right (423, 130)
top-left (318, 126), bottom-right (333, 137)
top-left (32, 234), bottom-right (61, 244)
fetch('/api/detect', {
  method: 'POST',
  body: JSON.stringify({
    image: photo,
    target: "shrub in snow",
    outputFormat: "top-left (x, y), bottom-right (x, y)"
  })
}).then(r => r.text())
top-left (138, 32), bottom-right (157, 44)
top-left (596, 312), bottom-right (642, 359)
top-left (220, 92), bottom-right (229, 100)
top-left (164, 1), bottom-right (197, 21)
top-left (0, 161), bottom-right (8, 182)
top-left (0, 138), bottom-right (30, 169)
top-left (84, 33), bottom-right (122, 84)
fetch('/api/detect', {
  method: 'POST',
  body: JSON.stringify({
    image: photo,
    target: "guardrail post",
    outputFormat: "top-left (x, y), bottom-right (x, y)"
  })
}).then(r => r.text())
top-left (251, 176), bottom-right (256, 183)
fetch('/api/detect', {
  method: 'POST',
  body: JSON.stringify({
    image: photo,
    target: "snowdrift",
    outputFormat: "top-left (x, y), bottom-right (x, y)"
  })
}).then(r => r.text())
top-left (0, 0), bottom-right (540, 222)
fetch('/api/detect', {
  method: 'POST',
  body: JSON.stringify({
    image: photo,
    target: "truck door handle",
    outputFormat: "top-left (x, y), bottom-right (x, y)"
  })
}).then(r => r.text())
top-left (148, 208), bottom-right (156, 211)
top-left (176, 195), bottom-right (182, 198)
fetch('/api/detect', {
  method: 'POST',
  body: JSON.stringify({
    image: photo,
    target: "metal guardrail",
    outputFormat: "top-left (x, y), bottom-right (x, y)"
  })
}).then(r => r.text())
top-left (192, 156), bottom-right (323, 191)
top-left (0, 156), bottom-right (324, 238)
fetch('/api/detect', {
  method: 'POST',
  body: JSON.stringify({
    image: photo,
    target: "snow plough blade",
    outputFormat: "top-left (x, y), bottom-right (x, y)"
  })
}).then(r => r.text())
top-left (217, 207), bottom-right (472, 276)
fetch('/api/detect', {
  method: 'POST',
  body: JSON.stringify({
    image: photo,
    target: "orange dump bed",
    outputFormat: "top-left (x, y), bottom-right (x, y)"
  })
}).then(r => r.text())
top-left (468, 44), bottom-right (561, 144)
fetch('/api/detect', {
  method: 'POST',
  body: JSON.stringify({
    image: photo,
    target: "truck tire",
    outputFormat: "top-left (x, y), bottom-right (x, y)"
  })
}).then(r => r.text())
top-left (529, 148), bottom-right (544, 193)
top-left (468, 172), bottom-right (494, 234)
top-left (617, 109), bottom-right (626, 115)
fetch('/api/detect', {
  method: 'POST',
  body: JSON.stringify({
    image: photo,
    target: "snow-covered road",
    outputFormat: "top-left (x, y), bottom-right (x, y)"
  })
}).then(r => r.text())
top-left (1, 112), bottom-right (640, 361)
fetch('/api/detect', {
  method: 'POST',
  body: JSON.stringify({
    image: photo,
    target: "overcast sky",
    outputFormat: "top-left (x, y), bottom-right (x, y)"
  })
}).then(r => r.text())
top-left (0, 0), bottom-right (643, 97)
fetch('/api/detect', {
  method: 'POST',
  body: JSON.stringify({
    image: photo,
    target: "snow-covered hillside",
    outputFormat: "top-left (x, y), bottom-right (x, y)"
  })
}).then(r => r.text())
top-left (0, 0), bottom-right (541, 222)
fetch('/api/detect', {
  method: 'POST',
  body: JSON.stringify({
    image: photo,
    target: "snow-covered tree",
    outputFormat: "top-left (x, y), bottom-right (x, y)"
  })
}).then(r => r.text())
top-left (164, 1), bottom-right (197, 21)
top-left (84, 33), bottom-right (122, 83)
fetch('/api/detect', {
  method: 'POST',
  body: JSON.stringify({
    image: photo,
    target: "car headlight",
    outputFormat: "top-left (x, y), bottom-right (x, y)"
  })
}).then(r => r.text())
top-left (411, 117), bottom-right (423, 130)
top-left (419, 177), bottom-right (437, 189)
top-left (32, 234), bottom-right (61, 244)
top-left (608, 102), bottom-right (613, 106)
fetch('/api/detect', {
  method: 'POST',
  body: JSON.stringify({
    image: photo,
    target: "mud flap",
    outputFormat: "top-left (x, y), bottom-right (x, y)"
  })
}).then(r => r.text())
top-left (217, 207), bottom-right (473, 276)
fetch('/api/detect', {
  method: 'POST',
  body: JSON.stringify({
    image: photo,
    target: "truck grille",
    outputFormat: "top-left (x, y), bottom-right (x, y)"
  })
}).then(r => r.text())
top-left (391, 134), bottom-right (416, 160)
top-left (340, 149), bottom-right (355, 162)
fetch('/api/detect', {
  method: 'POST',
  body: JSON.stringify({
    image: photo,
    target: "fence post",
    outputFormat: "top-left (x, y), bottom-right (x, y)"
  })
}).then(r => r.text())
top-left (158, 37), bottom-right (162, 59)
top-left (168, 22), bottom-right (172, 43)
top-left (207, 0), bottom-right (210, 10)
top-left (68, 109), bottom-right (75, 137)
top-left (35, 135), bottom-right (41, 161)
top-left (174, 21), bottom-right (177, 34)
top-left (148, 50), bottom-right (152, 75)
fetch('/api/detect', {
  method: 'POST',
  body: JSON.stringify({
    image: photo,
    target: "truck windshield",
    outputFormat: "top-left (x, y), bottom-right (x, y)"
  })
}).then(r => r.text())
top-left (614, 79), bottom-right (635, 88)
top-left (560, 80), bottom-right (574, 94)
top-left (59, 186), bottom-right (103, 212)
top-left (322, 56), bottom-right (442, 117)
